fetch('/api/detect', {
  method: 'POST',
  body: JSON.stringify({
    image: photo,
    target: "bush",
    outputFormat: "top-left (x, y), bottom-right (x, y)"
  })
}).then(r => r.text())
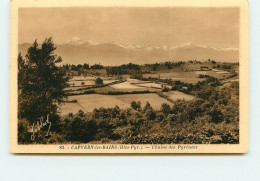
top-left (198, 74), bottom-right (210, 78)
top-left (18, 120), bottom-right (32, 144)
top-left (95, 77), bottom-right (103, 85)
top-left (66, 111), bottom-right (98, 142)
top-left (83, 90), bottom-right (96, 94)
top-left (162, 87), bottom-right (169, 92)
top-left (208, 106), bottom-right (224, 123)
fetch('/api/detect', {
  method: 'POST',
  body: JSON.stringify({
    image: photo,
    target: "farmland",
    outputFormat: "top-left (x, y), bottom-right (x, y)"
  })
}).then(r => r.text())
top-left (60, 93), bottom-right (174, 115)
top-left (142, 71), bottom-right (228, 84)
top-left (60, 61), bottom-right (238, 116)
top-left (162, 91), bottom-right (195, 101)
top-left (109, 81), bottom-right (143, 89)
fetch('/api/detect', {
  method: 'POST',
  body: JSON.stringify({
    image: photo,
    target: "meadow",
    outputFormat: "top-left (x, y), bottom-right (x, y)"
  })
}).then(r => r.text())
top-left (69, 76), bottom-right (117, 87)
top-left (60, 61), bottom-right (237, 116)
top-left (162, 91), bottom-right (195, 101)
top-left (60, 93), bottom-right (174, 115)
top-left (142, 71), bottom-right (227, 84)
top-left (61, 72), bottom-right (199, 116)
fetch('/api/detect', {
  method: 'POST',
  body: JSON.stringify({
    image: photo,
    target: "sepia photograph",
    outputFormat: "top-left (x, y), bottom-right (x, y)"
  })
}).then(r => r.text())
top-left (9, 0), bottom-right (249, 153)
top-left (5, 0), bottom-right (260, 180)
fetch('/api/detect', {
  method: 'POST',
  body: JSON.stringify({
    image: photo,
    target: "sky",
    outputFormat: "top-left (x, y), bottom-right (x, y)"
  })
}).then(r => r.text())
top-left (19, 7), bottom-right (239, 48)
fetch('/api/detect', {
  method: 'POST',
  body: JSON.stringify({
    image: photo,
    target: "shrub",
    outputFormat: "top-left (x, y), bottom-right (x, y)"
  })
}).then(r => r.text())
top-left (95, 77), bottom-right (103, 85)
top-left (66, 113), bottom-right (97, 142)
top-left (198, 74), bottom-right (210, 78)
top-left (83, 90), bottom-right (96, 94)
top-left (208, 106), bottom-right (224, 123)
top-left (162, 87), bottom-right (169, 92)
top-left (18, 120), bottom-right (32, 144)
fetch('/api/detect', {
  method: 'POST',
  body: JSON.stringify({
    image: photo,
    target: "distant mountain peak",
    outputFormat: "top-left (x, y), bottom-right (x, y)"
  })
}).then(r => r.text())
top-left (20, 38), bottom-right (238, 52)
top-left (57, 38), bottom-right (238, 52)
top-left (19, 39), bottom-right (239, 65)
top-left (86, 40), bottom-right (100, 46)
top-left (62, 37), bottom-right (100, 46)
top-left (171, 42), bottom-right (238, 52)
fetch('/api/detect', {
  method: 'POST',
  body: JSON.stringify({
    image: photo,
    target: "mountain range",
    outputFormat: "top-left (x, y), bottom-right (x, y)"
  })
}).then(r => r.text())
top-left (18, 38), bottom-right (239, 66)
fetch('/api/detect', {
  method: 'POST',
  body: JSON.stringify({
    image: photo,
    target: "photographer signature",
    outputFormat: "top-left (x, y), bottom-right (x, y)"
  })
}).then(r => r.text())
top-left (29, 115), bottom-right (51, 141)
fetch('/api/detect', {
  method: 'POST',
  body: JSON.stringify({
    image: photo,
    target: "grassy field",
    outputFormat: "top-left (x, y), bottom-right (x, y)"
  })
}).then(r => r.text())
top-left (142, 70), bottom-right (226, 83)
top-left (110, 81), bottom-right (144, 89)
top-left (135, 82), bottom-right (162, 89)
top-left (162, 91), bottom-right (195, 101)
top-left (61, 65), bottom-right (236, 116)
top-left (69, 76), bottom-right (117, 86)
top-left (60, 93), bottom-right (174, 115)
top-left (61, 75), bottom-right (198, 115)
top-left (59, 103), bottom-right (84, 115)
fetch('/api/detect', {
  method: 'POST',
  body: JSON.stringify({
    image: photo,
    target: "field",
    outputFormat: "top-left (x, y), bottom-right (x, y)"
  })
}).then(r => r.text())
top-left (60, 93), bottom-right (174, 115)
top-left (60, 63), bottom-right (238, 116)
top-left (142, 70), bottom-right (228, 84)
top-left (135, 82), bottom-right (162, 89)
top-left (69, 76), bottom-right (117, 87)
top-left (109, 81), bottom-right (143, 89)
top-left (162, 91), bottom-right (195, 101)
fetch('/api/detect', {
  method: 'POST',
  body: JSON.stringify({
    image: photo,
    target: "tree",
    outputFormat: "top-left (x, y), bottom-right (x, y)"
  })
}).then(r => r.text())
top-left (161, 103), bottom-right (171, 115)
top-left (76, 64), bottom-right (83, 69)
top-left (131, 101), bottom-right (141, 111)
top-left (91, 64), bottom-right (104, 69)
top-left (145, 109), bottom-right (156, 120)
top-left (18, 37), bottom-right (70, 124)
top-left (162, 87), bottom-right (169, 92)
top-left (143, 101), bottom-right (152, 112)
top-left (222, 64), bottom-right (231, 70)
top-left (83, 63), bottom-right (89, 69)
top-left (71, 64), bottom-right (78, 71)
top-left (95, 77), bottom-right (103, 85)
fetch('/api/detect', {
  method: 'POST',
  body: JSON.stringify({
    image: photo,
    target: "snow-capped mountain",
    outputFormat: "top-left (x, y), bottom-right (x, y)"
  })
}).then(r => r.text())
top-left (19, 38), bottom-right (239, 66)
top-left (170, 42), bottom-right (238, 52)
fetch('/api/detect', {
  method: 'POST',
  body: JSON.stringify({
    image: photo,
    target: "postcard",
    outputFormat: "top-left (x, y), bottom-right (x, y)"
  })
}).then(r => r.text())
top-left (10, 0), bottom-right (249, 153)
